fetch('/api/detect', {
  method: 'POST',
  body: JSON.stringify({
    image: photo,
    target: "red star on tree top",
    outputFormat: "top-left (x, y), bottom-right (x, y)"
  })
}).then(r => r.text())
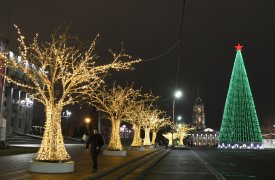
top-left (235, 43), bottom-right (244, 51)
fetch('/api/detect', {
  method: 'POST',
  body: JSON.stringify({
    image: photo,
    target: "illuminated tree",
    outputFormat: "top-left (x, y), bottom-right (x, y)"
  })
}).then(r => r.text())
top-left (151, 117), bottom-right (171, 145)
top-left (163, 132), bottom-right (177, 146)
top-left (0, 26), bottom-right (140, 161)
top-left (90, 83), bottom-right (142, 151)
top-left (142, 108), bottom-right (164, 146)
top-left (127, 103), bottom-right (149, 147)
top-left (176, 123), bottom-right (194, 146)
top-left (219, 44), bottom-right (263, 147)
top-left (126, 93), bottom-right (158, 147)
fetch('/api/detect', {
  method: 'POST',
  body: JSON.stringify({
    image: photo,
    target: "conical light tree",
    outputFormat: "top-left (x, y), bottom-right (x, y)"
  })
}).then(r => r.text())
top-left (219, 44), bottom-right (263, 148)
top-left (90, 83), bottom-right (142, 150)
top-left (0, 26), bottom-right (140, 161)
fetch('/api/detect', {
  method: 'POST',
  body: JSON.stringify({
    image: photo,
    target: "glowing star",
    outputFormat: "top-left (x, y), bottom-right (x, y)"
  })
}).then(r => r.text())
top-left (234, 43), bottom-right (244, 51)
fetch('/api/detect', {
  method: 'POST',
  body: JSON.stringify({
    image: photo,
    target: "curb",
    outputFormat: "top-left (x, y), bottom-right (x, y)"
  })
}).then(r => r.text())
top-left (80, 148), bottom-right (162, 180)
top-left (131, 149), bottom-right (171, 180)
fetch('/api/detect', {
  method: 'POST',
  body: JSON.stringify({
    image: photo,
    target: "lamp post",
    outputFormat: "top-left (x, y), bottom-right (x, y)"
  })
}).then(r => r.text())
top-left (172, 90), bottom-right (182, 147)
top-left (62, 110), bottom-right (72, 136)
top-left (85, 117), bottom-right (91, 134)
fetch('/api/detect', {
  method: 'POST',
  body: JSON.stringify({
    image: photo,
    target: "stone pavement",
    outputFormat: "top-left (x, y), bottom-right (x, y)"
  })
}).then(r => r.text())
top-left (0, 144), bottom-right (159, 180)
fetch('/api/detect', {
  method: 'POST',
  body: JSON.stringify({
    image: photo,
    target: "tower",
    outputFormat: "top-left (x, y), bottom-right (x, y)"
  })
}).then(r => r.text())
top-left (192, 84), bottom-right (206, 130)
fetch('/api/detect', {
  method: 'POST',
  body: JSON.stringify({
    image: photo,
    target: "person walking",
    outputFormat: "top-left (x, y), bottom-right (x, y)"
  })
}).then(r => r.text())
top-left (86, 127), bottom-right (104, 172)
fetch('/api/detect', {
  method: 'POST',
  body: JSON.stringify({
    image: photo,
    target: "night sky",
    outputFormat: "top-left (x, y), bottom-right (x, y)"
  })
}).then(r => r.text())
top-left (0, 0), bottom-right (275, 130)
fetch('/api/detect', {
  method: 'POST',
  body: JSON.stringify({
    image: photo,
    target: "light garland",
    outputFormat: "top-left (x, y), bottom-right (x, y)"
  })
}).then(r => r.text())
top-left (0, 26), bottom-right (140, 161)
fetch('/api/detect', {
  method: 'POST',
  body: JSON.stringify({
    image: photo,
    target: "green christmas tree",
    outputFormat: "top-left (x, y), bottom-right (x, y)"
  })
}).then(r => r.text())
top-left (219, 44), bottom-right (263, 148)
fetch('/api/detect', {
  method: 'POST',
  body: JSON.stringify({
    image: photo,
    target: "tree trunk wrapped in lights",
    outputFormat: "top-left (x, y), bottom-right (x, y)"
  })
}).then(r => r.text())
top-left (90, 84), bottom-right (142, 151)
top-left (109, 118), bottom-right (123, 150)
top-left (151, 131), bottom-right (157, 145)
top-left (143, 127), bottom-right (151, 145)
top-left (0, 26), bottom-right (140, 161)
top-left (131, 124), bottom-right (142, 146)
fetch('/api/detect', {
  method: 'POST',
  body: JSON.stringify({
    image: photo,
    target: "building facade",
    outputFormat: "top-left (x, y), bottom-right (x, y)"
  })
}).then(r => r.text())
top-left (192, 97), bottom-right (206, 130)
top-left (188, 89), bottom-right (219, 146)
top-left (0, 38), bottom-right (33, 135)
top-left (191, 128), bottom-right (219, 146)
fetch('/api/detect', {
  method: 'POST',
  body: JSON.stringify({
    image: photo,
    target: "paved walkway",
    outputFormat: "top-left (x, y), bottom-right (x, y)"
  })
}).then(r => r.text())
top-left (0, 144), bottom-right (157, 180)
top-left (144, 149), bottom-right (219, 180)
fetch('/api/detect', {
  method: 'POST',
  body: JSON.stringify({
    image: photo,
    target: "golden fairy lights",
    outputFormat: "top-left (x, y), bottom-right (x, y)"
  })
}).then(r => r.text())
top-left (125, 92), bottom-right (158, 147)
top-left (176, 123), bottom-right (194, 146)
top-left (89, 83), bottom-right (143, 151)
top-left (0, 26), bottom-right (140, 161)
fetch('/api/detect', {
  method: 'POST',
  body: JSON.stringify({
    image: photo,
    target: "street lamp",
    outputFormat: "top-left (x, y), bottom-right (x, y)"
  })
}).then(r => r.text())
top-left (177, 116), bottom-right (182, 121)
top-left (172, 90), bottom-right (183, 147)
top-left (85, 117), bottom-right (91, 134)
top-left (62, 110), bottom-right (72, 136)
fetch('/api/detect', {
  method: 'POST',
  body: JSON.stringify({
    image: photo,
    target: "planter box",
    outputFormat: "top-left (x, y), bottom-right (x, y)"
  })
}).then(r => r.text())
top-left (29, 160), bottom-right (74, 173)
top-left (103, 150), bottom-right (126, 156)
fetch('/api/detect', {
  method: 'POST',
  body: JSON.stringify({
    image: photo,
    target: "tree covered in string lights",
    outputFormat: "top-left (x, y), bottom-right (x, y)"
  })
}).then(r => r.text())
top-left (0, 26), bottom-right (140, 161)
top-left (142, 108), bottom-right (164, 146)
top-left (125, 93), bottom-right (157, 147)
top-left (219, 44), bottom-right (263, 148)
top-left (176, 123), bottom-right (194, 146)
top-left (163, 132), bottom-right (176, 146)
top-left (150, 116), bottom-right (171, 145)
top-left (90, 83), bottom-right (142, 151)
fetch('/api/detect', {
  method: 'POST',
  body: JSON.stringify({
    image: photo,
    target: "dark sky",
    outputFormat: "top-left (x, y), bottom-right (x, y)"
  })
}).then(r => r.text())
top-left (0, 0), bottom-right (275, 130)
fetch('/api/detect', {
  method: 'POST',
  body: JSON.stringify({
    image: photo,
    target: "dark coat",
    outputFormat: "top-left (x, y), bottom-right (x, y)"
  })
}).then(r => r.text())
top-left (86, 133), bottom-right (104, 154)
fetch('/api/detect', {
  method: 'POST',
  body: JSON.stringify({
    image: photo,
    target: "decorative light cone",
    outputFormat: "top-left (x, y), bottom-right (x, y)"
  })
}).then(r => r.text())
top-left (219, 44), bottom-right (263, 149)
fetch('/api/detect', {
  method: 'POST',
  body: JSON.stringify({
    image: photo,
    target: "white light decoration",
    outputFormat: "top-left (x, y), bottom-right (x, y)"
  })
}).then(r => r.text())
top-left (0, 26), bottom-right (141, 161)
top-left (218, 143), bottom-right (264, 150)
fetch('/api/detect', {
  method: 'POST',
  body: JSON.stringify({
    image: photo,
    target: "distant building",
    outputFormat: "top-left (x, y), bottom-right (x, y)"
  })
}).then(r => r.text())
top-left (0, 38), bottom-right (33, 135)
top-left (192, 97), bottom-right (206, 129)
top-left (191, 128), bottom-right (219, 146)
top-left (187, 85), bottom-right (219, 146)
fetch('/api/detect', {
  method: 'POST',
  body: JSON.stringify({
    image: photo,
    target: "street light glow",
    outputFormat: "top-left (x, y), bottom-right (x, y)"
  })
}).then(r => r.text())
top-left (177, 116), bottom-right (182, 121)
top-left (85, 117), bottom-right (91, 124)
top-left (174, 90), bottom-right (183, 99)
